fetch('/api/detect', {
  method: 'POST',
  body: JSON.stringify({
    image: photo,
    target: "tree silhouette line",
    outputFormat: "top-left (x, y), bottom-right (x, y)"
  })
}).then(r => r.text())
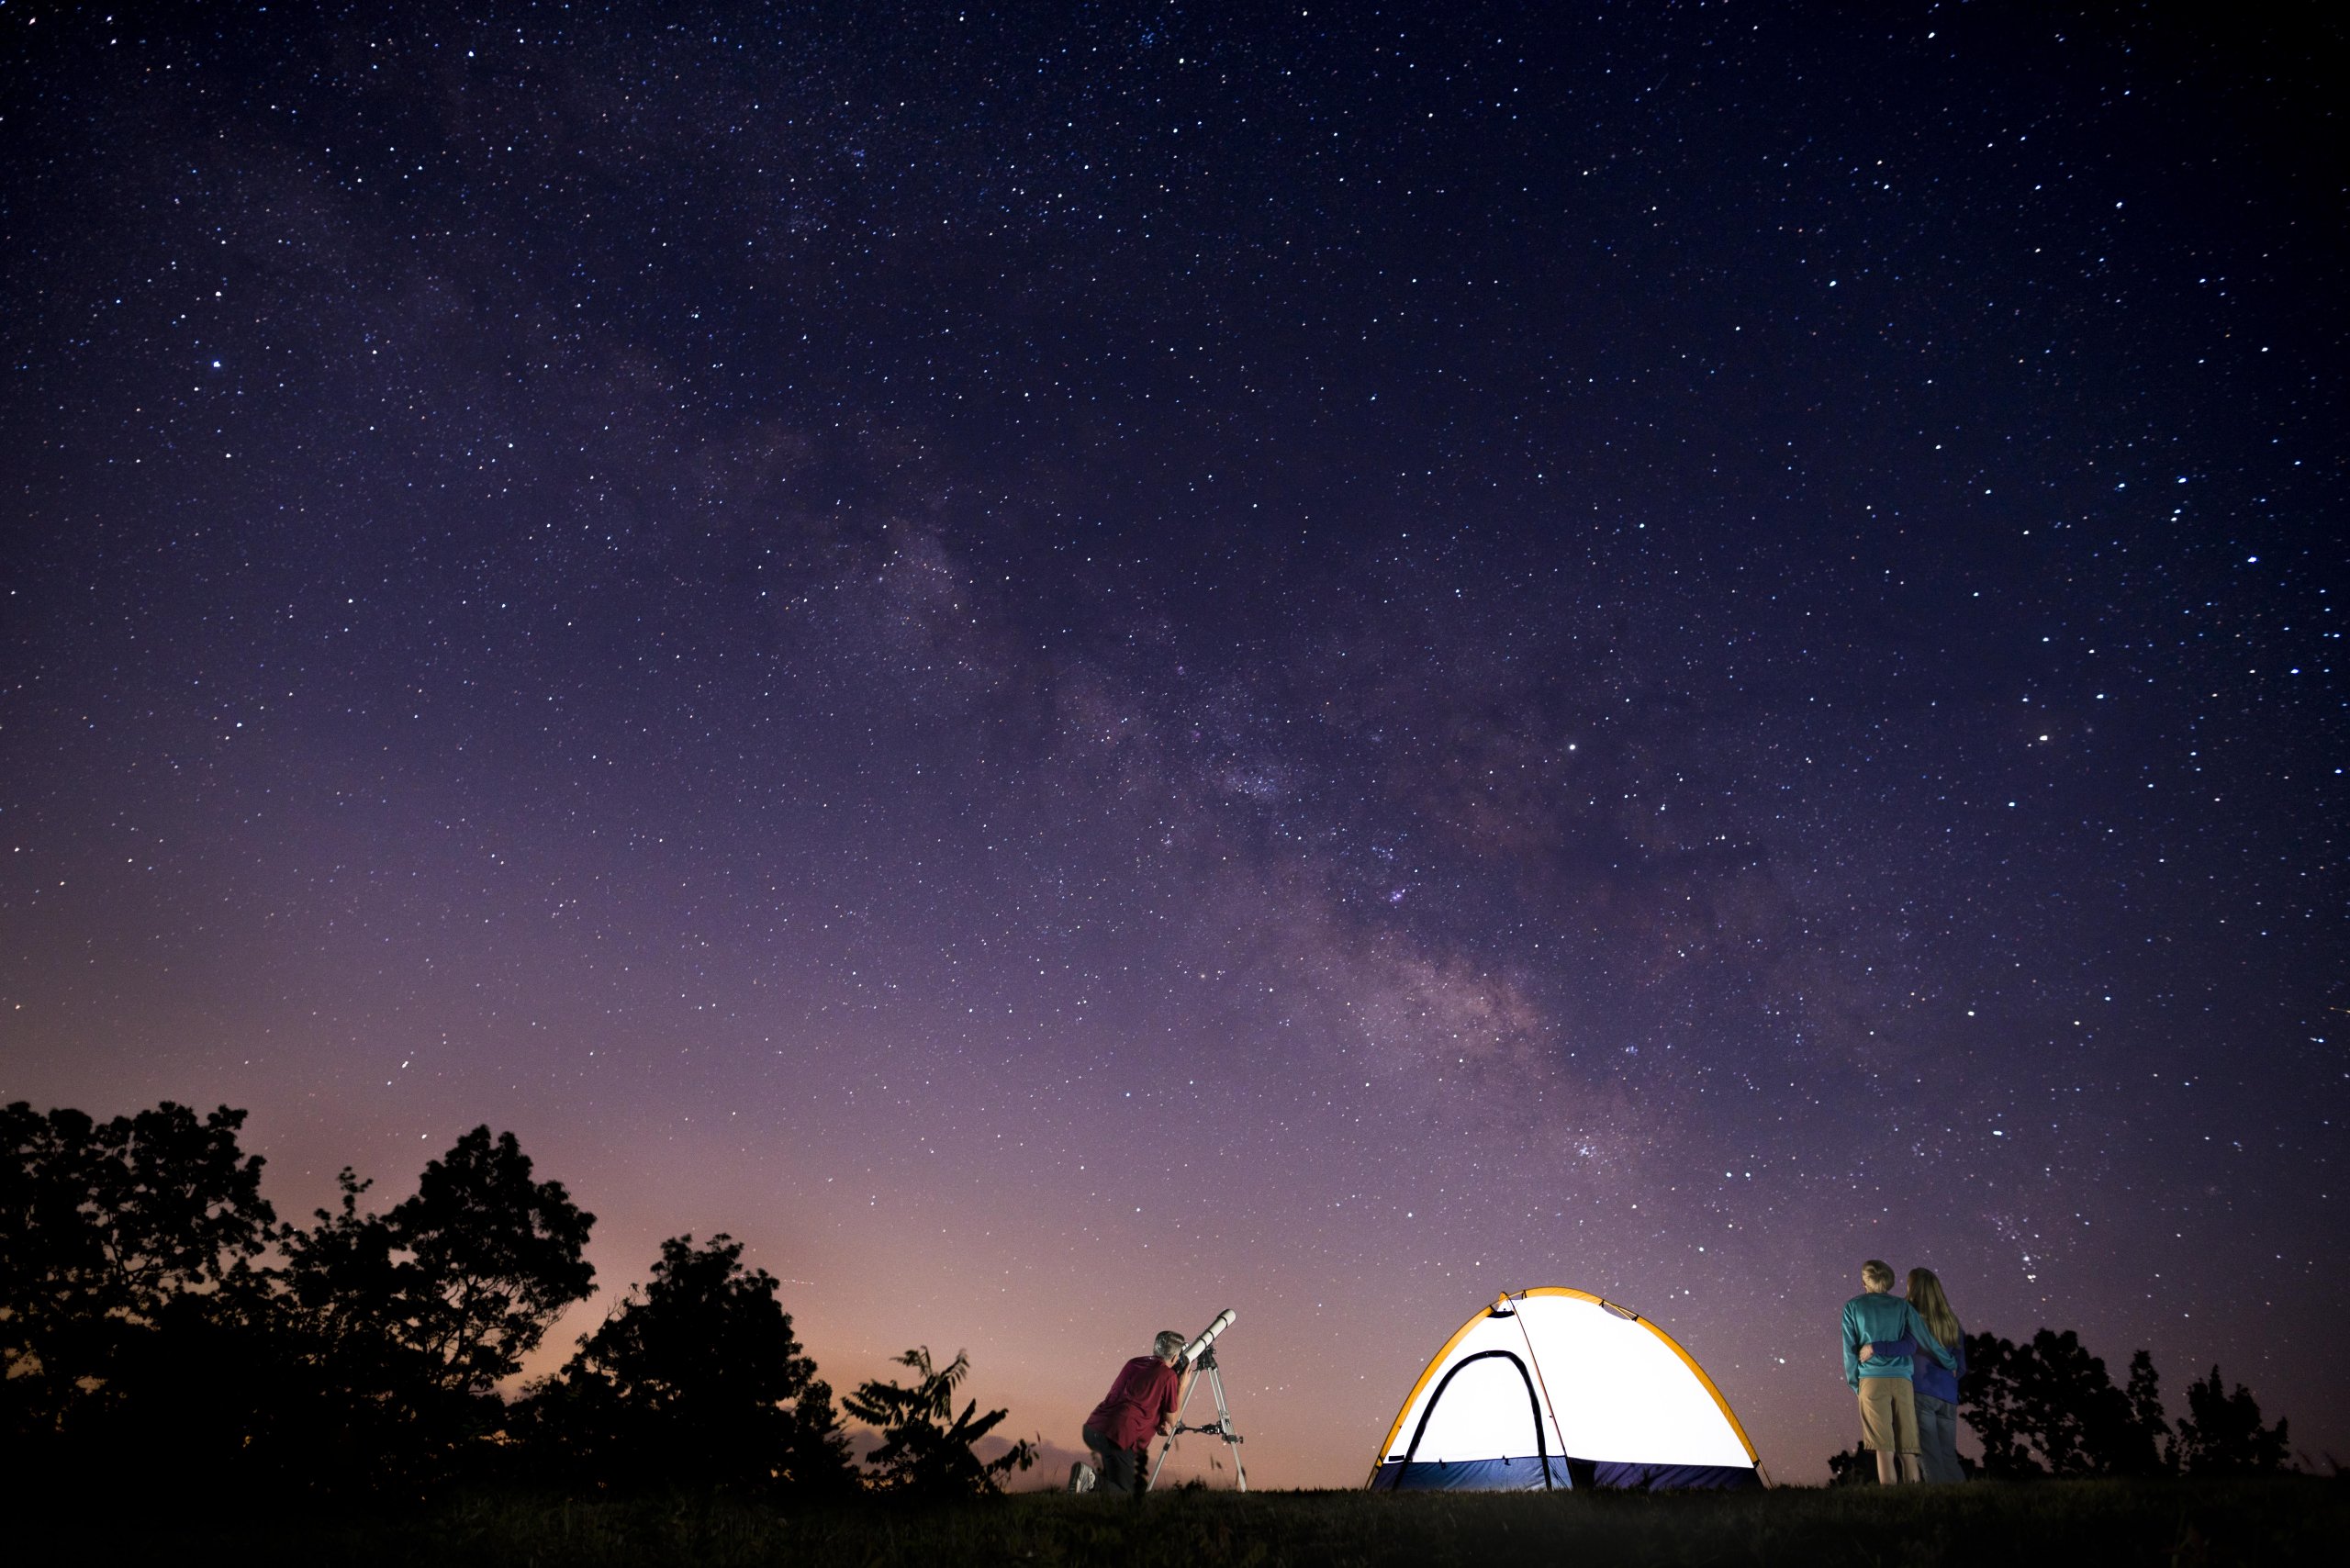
top-left (2, 1101), bottom-right (1034, 1503)
top-left (1829, 1327), bottom-right (2294, 1484)
top-left (7, 1099), bottom-right (2302, 1503)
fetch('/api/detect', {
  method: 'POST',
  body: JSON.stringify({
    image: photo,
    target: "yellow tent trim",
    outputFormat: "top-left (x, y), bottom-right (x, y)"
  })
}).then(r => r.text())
top-left (1363, 1286), bottom-right (1762, 1486)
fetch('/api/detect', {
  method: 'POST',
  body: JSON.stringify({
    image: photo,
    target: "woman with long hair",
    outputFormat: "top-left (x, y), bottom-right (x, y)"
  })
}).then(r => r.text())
top-left (1904, 1268), bottom-right (1967, 1482)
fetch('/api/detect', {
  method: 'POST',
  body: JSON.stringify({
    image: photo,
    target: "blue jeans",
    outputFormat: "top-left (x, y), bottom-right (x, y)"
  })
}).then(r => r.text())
top-left (1916, 1392), bottom-right (1963, 1482)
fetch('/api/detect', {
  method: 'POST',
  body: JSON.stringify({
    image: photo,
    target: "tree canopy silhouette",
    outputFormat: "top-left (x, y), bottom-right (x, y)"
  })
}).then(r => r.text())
top-left (2176, 1365), bottom-right (2291, 1474)
top-left (288, 1128), bottom-right (594, 1379)
top-left (278, 1126), bottom-right (597, 1485)
top-left (525, 1233), bottom-right (854, 1494)
top-left (843, 1346), bottom-right (1036, 1497)
top-left (1961, 1329), bottom-right (2172, 1478)
top-left (1, 1101), bottom-right (280, 1478)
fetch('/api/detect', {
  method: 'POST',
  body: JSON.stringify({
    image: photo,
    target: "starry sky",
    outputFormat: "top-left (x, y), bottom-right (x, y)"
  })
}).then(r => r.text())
top-left (2, 2), bottom-right (2342, 1486)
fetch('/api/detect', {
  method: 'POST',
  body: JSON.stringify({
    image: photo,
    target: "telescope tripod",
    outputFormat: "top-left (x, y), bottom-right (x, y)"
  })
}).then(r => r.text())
top-left (1147, 1346), bottom-right (1247, 1491)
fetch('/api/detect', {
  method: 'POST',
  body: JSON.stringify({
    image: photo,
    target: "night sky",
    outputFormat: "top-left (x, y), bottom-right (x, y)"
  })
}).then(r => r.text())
top-left (3, 3), bottom-right (2342, 1486)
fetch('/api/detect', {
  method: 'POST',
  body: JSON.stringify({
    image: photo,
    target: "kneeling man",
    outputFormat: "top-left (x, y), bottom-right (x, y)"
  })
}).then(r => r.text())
top-left (1073, 1330), bottom-right (1195, 1495)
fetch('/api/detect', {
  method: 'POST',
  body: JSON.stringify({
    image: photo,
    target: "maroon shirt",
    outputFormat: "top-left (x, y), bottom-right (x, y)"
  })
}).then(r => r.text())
top-left (1086, 1356), bottom-right (1181, 1450)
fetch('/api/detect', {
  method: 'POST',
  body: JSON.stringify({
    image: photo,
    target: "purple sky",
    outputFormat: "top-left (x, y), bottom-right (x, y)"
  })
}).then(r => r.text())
top-left (3, 3), bottom-right (2340, 1484)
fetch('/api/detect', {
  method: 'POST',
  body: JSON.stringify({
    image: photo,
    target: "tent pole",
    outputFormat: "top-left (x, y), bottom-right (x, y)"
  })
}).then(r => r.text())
top-left (1510, 1302), bottom-right (1571, 1486)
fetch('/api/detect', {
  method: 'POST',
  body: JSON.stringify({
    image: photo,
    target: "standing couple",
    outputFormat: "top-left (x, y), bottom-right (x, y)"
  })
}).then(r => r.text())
top-left (1841, 1259), bottom-right (1967, 1483)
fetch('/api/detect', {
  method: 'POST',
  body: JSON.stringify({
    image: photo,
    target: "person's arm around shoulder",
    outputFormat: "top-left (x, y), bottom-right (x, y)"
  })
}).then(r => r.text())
top-left (1906, 1305), bottom-right (1956, 1372)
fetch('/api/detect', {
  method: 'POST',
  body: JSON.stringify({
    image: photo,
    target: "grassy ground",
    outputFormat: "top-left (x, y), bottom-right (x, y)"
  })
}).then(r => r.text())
top-left (25, 1478), bottom-right (2342, 1567)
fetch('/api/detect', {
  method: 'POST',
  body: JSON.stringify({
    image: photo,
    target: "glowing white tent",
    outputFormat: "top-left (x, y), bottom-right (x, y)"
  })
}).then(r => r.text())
top-left (1367, 1287), bottom-right (1767, 1491)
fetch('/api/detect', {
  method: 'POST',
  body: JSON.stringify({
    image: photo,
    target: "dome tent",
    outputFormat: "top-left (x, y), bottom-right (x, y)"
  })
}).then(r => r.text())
top-left (1367, 1287), bottom-right (1767, 1491)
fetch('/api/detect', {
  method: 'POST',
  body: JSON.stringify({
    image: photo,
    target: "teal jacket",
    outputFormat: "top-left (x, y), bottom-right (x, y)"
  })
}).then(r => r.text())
top-left (1841, 1292), bottom-right (1954, 1389)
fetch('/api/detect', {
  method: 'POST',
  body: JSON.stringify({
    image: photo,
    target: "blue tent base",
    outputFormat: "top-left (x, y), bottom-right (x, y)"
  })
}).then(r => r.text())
top-left (1370, 1457), bottom-right (1762, 1492)
top-left (1369, 1456), bottom-right (1572, 1491)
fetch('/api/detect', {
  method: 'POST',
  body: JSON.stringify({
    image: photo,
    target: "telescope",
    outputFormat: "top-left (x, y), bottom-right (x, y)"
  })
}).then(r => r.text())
top-left (1151, 1308), bottom-right (1247, 1491)
top-left (1181, 1307), bottom-right (1237, 1367)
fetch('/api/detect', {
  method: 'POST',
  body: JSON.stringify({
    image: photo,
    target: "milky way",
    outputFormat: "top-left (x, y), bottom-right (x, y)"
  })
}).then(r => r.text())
top-left (2, 4), bottom-right (2341, 1484)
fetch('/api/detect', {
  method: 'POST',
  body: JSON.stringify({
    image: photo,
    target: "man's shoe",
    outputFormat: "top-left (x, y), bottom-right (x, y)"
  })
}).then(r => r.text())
top-left (1068, 1461), bottom-right (1097, 1494)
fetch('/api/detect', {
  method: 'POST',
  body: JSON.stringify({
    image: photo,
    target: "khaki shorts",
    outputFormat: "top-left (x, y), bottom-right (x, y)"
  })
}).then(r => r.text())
top-left (1857, 1377), bottom-right (1919, 1453)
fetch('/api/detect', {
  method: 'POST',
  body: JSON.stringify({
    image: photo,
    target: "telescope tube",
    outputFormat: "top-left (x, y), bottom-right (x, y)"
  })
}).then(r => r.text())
top-left (1181, 1308), bottom-right (1237, 1366)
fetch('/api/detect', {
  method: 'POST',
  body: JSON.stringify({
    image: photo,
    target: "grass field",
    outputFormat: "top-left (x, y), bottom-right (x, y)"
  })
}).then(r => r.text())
top-left (28, 1478), bottom-right (2343, 1567)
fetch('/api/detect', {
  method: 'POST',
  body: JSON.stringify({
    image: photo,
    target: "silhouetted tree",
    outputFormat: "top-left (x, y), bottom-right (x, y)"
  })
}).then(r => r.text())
top-left (1962, 1331), bottom-right (2037, 1477)
top-left (279, 1126), bottom-right (594, 1486)
top-left (523, 1233), bottom-right (854, 1494)
top-left (0, 1101), bottom-right (280, 1489)
top-left (285, 1128), bottom-right (593, 1389)
top-left (1825, 1445), bottom-right (1877, 1484)
top-left (843, 1346), bottom-right (1036, 1496)
top-left (2126, 1349), bottom-right (2173, 1468)
top-left (392, 1126), bottom-right (599, 1392)
top-left (1963, 1329), bottom-right (2172, 1478)
top-left (2174, 1365), bottom-right (2289, 1475)
top-left (280, 1170), bottom-right (410, 1399)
